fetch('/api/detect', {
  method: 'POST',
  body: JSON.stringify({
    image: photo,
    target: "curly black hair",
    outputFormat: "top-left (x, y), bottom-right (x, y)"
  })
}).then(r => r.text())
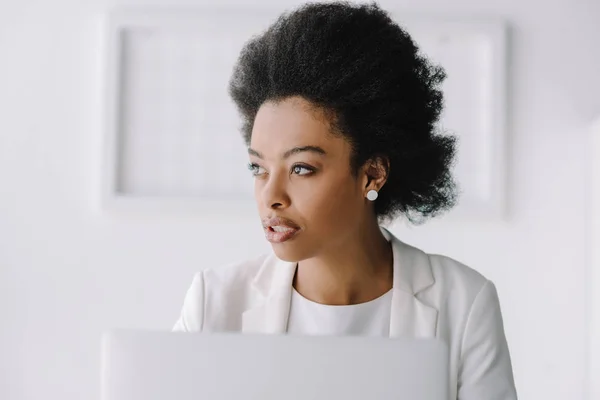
top-left (228, 1), bottom-right (458, 223)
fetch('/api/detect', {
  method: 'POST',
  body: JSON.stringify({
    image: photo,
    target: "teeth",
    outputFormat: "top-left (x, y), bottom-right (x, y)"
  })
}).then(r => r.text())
top-left (272, 226), bottom-right (295, 233)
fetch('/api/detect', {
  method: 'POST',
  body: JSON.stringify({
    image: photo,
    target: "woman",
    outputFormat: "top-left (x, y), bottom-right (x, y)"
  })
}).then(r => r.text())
top-left (173, 2), bottom-right (517, 399)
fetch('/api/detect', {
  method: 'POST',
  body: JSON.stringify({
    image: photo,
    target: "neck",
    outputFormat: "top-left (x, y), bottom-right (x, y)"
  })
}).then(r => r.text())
top-left (293, 221), bottom-right (393, 305)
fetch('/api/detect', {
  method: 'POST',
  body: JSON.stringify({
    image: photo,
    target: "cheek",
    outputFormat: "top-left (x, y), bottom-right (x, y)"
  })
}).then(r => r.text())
top-left (296, 176), bottom-right (362, 229)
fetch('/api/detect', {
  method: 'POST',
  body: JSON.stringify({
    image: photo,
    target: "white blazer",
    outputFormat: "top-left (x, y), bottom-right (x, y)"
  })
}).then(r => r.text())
top-left (173, 228), bottom-right (517, 400)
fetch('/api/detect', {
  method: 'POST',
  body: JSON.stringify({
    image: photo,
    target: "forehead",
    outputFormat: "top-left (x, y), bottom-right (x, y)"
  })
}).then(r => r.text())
top-left (250, 96), bottom-right (348, 155)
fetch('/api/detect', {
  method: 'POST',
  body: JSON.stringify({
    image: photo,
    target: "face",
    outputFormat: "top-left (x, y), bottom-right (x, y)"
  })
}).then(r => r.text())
top-left (248, 96), bottom-right (374, 262)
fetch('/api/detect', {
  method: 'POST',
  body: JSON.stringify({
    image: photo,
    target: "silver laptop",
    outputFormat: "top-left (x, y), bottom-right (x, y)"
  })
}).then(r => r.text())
top-left (101, 330), bottom-right (448, 400)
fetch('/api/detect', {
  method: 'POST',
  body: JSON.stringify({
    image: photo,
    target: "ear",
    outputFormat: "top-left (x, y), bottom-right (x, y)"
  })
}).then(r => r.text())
top-left (361, 155), bottom-right (390, 193)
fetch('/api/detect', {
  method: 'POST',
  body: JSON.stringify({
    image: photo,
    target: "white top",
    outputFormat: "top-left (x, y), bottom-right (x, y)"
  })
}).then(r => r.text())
top-left (286, 288), bottom-right (394, 337)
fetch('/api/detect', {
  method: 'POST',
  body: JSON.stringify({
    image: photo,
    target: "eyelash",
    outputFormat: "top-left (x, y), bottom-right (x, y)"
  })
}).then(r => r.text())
top-left (247, 163), bottom-right (315, 177)
top-left (247, 163), bottom-right (264, 176)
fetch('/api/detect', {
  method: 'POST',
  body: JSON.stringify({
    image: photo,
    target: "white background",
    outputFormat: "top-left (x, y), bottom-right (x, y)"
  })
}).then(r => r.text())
top-left (107, 14), bottom-right (506, 217)
top-left (1, 0), bottom-right (599, 399)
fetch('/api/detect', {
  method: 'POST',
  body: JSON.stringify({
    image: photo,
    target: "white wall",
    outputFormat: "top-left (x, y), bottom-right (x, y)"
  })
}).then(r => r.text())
top-left (588, 117), bottom-right (600, 400)
top-left (1, 0), bottom-right (599, 399)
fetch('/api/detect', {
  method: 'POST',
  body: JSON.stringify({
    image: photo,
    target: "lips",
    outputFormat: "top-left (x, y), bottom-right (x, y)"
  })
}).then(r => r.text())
top-left (262, 216), bottom-right (301, 243)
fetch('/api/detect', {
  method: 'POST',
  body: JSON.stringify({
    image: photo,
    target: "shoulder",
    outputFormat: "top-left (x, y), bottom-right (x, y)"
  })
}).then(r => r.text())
top-left (202, 253), bottom-right (270, 286)
top-left (418, 249), bottom-right (505, 337)
top-left (427, 252), bottom-right (489, 295)
top-left (389, 231), bottom-right (488, 301)
top-left (172, 254), bottom-right (272, 332)
top-left (385, 227), bottom-right (489, 301)
top-left (424, 249), bottom-right (496, 316)
top-left (185, 253), bottom-right (275, 302)
top-left (393, 236), bottom-right (496, 321)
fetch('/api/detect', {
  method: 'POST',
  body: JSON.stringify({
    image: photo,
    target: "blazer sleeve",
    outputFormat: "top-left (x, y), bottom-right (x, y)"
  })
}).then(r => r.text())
top-left (172, 271), bottom-right (205, 332)
top-left (458, 280), bottom-right (518, 400)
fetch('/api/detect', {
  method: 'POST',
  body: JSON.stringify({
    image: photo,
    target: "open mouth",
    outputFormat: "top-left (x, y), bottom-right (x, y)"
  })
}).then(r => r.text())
top-left (268, 226), bottom-right (297, 233)
top-left (262, 216), bottom-right (301, 243)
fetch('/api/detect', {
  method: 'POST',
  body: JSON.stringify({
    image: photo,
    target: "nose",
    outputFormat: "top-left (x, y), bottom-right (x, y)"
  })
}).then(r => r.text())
top-left (257, 172), bottom-right (291, 210)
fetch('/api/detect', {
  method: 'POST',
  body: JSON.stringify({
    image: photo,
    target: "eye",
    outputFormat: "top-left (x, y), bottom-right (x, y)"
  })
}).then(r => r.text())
top-left (291, 164), bottom-right (314, 176)
top-left (248, 163), bottom-right (266, 177)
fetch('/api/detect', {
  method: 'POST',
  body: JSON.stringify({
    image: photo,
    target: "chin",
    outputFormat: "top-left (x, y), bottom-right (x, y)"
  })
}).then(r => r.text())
top-left (270, 242), bottom-right (311, 262)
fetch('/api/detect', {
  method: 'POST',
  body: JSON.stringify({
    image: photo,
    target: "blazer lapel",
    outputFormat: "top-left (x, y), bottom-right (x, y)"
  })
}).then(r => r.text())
top-left (242, 257), bottom-right (296, 334)
top-left (389, 289), bottom-right (438, 338)
top-left (382, 228), bottom-right (439, 339)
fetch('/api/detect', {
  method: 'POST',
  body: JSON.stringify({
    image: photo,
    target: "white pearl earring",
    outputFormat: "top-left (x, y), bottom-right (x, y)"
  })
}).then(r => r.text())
top-left (366, 190), bottom-right (378, 201)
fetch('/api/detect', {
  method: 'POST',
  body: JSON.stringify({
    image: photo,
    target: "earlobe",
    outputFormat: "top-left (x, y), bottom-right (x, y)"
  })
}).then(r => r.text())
top-left (364, 172), bottom-right (379, 202)
top-left (366, 189), bottom-right (378, 201)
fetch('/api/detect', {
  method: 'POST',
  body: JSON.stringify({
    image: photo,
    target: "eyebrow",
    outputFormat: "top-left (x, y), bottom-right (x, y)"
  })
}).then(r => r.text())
top-left (248, 145), bottom-right (327, 159)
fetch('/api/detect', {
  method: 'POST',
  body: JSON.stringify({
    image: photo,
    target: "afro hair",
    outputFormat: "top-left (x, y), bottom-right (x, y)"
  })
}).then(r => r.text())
top-left (228, 1), bottom-right (458, 223)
